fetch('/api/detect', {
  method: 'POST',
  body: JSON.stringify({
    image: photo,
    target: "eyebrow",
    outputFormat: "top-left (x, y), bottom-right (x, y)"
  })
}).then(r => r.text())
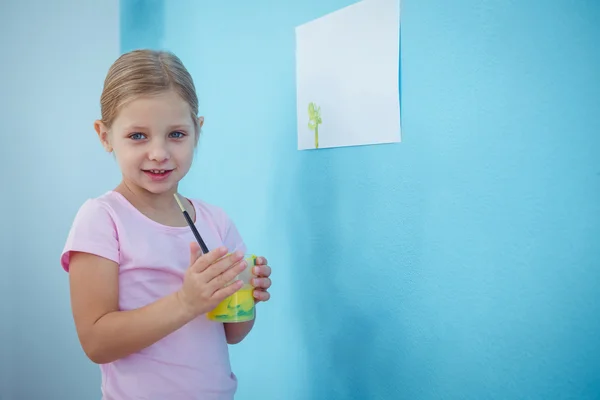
top-left (124, 124), bottom-right (193, 132)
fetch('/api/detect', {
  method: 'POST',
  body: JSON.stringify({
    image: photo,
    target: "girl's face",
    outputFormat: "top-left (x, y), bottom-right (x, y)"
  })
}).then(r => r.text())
top-left (95, 89), bottom-right (203, 196)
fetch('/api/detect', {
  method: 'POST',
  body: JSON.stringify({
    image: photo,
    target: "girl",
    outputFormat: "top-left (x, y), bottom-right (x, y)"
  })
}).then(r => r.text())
top-left (60, 49), bottom-right (272, 400)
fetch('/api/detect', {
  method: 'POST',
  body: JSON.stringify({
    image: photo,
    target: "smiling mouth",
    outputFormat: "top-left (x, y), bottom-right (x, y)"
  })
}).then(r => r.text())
top-left (142, 169), bottom-right (174, 180)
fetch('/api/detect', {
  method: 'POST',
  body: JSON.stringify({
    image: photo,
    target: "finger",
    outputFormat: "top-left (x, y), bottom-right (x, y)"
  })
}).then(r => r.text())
top-left (253, 289), bottom-right (270, 302)
top-left (202, 251), bottom-right (246, 282)
top-left (207, 263), bottom-right (244, 295)
top-left (253, 265), bottom-right (271, 277)
top-left (191, 246), bottom-right (229, 273)
top-left (189, 242), bottom-right (203, 266)
top-left (251, 277), bottom-right (271, 289)
top-left (213, 279), bottom-right (244, 301)
top-left (255, 256), bottom-right (268, 265)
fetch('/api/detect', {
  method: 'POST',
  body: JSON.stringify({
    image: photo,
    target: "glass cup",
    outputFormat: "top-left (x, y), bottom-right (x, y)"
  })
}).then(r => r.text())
top-left (207, 254), bottom-right (257, 323)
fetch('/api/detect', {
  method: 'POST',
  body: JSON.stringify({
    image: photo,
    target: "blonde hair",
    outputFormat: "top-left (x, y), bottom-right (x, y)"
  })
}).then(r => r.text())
top-left (99, 49), bottom-right (199, 132)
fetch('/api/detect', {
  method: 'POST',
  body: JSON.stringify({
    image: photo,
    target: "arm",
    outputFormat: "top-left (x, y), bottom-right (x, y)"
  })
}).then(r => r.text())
top-left (69, 251), bottom-right (193, 364)
top-left (223, 256), bottom-right (271, 344)
top-left (215, 208), bottom-right (271, 344)
top-left (224, 314), bottom-right (256, 344)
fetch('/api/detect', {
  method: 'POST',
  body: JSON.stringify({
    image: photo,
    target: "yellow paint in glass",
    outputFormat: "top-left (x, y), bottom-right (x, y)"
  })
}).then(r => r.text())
top-left (207, 254), bottom-right (256, 323)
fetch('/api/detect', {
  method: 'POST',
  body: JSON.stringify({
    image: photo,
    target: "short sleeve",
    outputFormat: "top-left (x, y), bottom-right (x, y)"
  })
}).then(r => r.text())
top-left (60, 199), bottom-right (120, 272)
top-left (217, 207), bottom-right (247, 255)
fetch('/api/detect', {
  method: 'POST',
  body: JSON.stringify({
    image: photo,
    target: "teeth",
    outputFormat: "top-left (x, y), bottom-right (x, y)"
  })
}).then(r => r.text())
top-left (150, 169), bottom-right (166, 174)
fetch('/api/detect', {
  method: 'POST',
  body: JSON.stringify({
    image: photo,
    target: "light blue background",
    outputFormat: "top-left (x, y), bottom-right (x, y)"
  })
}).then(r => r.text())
top-left (2, 0), bottom-right (599, 399)
top-left (1, 1), bottom-right (122, 399)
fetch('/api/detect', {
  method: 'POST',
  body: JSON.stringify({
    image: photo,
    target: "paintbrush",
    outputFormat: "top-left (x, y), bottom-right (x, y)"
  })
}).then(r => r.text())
top-left (174, 193), bottom-right (210, 254)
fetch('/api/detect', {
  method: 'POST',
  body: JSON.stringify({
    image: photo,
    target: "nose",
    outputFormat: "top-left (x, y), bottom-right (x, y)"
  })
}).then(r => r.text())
top-left (148, 141), bottom-right (170, 163)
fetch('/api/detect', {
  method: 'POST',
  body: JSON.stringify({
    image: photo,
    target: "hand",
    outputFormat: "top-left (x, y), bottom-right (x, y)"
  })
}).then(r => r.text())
top-left (177, 243), bottom-right (247, 319)
top-left (251, 256), bottom-right (272, 303)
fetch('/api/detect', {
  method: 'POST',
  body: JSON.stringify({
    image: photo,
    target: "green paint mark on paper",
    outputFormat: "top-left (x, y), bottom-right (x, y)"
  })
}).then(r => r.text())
top-left (308, 102), bottom-right (322, 149)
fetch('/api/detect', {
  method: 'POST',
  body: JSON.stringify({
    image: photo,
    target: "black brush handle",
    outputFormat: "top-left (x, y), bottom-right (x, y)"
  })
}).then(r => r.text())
top-left (183, 210), bottom-right (209, 254)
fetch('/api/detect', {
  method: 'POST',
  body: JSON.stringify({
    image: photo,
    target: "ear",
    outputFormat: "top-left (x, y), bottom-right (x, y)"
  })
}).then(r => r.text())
top-left (94, 120), bottom-right (113, 152)
top-left (195, 116), bottom-right (204, 144)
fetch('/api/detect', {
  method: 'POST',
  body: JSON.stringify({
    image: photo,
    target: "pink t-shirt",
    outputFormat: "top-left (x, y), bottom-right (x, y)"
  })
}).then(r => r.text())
top-left (60, 190), bottom-right (247, 400)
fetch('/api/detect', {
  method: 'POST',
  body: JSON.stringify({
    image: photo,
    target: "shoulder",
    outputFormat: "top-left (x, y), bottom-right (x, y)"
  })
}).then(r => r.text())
top-left (70, 191), bottom-right (119, 225)
top-left (192, 197), bottom-right (226, 216)
top-left (186, 196), bottom-right (246, 251)
top-left (189, 197), bottom-right (233, 225)
top-left (71, 191), bottom-right (133, 222)
top-left (61, 191), bottom-right (123, 271)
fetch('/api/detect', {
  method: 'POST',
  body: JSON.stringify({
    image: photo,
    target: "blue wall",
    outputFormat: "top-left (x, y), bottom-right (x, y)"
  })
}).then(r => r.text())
top-left (122, 0), bottom-right (600, 399)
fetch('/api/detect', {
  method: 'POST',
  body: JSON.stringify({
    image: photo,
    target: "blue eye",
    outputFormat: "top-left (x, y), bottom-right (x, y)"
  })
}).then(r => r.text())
top-left (130, 133), bottom-right (146, 140)
top-left (170, 131), bottom-right (186, 139)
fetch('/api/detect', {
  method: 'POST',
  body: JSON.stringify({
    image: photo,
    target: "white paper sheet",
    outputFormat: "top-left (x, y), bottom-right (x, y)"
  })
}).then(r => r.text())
top-left (295, 0), bottom-right (401, 150)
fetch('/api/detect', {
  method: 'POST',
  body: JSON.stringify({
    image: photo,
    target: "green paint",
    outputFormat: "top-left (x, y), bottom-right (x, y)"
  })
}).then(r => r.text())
top-left (308, 102), bottom-right (322, 149)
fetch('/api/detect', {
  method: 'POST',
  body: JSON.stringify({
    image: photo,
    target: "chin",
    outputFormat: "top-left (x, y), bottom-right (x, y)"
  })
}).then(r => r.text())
top-left (124, 177), bottom-right (179, 196)
top-left (144, 182), bottom-right (179, 195)
top-left (143, 187), bottom-right (173, 195)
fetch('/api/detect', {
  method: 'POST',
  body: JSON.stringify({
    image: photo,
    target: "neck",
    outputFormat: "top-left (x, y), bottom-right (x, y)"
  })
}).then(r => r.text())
top-left (116, 180), bottom-right (180, 214)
